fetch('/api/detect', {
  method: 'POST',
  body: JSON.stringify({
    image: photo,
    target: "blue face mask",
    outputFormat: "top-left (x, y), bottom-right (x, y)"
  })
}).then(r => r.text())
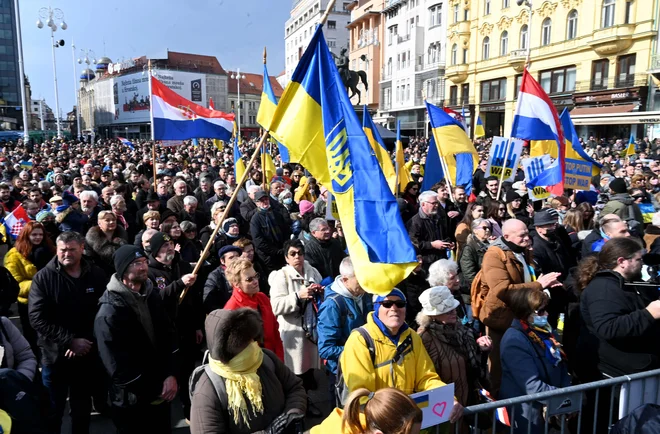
top-left (283, 198), bottom-right (293, 205)
top-left (532, 314), bottom-right (548, 328)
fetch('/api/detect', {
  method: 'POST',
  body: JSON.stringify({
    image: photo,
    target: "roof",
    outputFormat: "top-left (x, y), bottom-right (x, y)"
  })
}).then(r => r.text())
top-left (165, 51), bottom-right (227, 75)
top-left (226, 71), bottom-right (284, 97)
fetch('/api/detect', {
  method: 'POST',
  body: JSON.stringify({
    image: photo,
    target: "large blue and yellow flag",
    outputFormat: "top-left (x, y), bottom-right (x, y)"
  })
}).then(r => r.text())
top-left (257, 63), bottom-right (290, 163)
top-left (363, 107), bottom-right (397, 194)
top-left (626, 133), bottom-right (636, 157)
top-left (395, 121), bottom-right (413, 193)
top-left (233, 121), bottom-right (246, 180)
top-left (269, 25), bottom-right (417, 295)
top-left (421, 136), bottom-right (442, 191)
top-left (560, 109), bottom-right (601, 191)
top-left (262, 144), bottom-right (277, 184)
top-left (425, 100), bottom-right (478, 194)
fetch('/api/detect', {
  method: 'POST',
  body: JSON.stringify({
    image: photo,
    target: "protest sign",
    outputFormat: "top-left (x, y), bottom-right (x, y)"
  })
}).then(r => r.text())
top-left (564, 158), bottom-right (593, 191)
top-left (522, 155), bottom-right (552, 201)
top-left (410, 383), bottom-right (455, 429)
top-left (485, 137), bottom-right (523, 183)
top-left (325, 192), bottom-right (340, 221)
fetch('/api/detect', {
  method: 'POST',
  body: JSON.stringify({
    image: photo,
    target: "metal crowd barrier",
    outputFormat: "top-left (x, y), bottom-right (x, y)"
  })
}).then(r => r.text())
top-left (429, 368), bottom-right (660, 434)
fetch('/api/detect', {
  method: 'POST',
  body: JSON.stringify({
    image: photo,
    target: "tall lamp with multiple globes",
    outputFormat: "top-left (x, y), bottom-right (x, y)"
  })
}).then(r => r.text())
top-left (230, 68), bottom-right (246, 141)
top-left (36, 7), bottom-right (67, 139)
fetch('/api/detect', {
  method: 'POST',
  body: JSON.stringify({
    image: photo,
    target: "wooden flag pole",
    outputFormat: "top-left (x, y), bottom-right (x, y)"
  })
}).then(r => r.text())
top-left (152, 142), bottom-right (157, 192)
top-left (179, 130), bottom-right (269, 303)
top-left (320, 0), bottom-right (336, 25)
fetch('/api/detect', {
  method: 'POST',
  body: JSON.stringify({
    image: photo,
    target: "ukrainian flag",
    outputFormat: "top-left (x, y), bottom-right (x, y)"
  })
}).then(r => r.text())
top-left (258, 62), bottom-right (290, 163)
top-left (626, 134), bottom-right (636, 157)
top-left (363, 107), bottom-right (397, 194)
top-left (396, 121), bottom-right (413, 193)
top-left (475, 115), bottom-right (486, 138)
top-left (269, 25), bottom-right (417, 295)
top-left (262, 144), bottom-right (277, 184)
top-left (421, 136), bottom-right (442, 191)
top-left (560, 109), bottom-right (601, 178)
top-left (233, 125), bottom-right (246, 181)
top-left (425, 101), bottom-right (478, 194)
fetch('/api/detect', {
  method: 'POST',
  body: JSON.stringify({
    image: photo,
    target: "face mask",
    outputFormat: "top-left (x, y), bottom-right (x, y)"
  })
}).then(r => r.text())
top-left (532, 315), bottom-right (548, 328)
top-left (283, 198), bottom-right (292, 205)
top-left (545, 228), bottom-right (557, 237)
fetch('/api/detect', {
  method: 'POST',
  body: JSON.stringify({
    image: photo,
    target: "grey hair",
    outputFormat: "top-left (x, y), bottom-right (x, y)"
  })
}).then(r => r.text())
top-left (38, 180), bottom-right (50, 189)
top-left (142, 229), bottom-right (158, 252)
top-left (309, 217), bottom-right (328, 232)
top-left (109, 195), bottom-right (124, 206)
top-left (471, 218), bottom-right (490, 231)
top-left (78, 190), bottom-right (98, 202)
top-left (56, 231), bottom-right (85, 245)
top-left (214, 180), bottom-right (226, 189)
top-left (418, 190), bottom-right (438, 204)
top-left (247, 185), bottom-right (262, 195)
top-left (427, 259), bottom-right (459, 286)
top-left (210, 201), bottom-right (227, 216)
top-left (174, 180), bottom-right (187, 188)
top-left (180, 220), bottom-right (197, 233)
top-left (339, 256), bottom-right (354, 278)
top-left (183, 196), bottom-right (198, 206)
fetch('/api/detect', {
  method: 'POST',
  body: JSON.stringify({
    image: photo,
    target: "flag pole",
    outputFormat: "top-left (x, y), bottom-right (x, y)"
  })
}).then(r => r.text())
top-left (180, 130), bottom-right (270, 303)
top-left (148, 60), bottom-right (158, 192)
top-left (495, 137), bottom-right (512, 200)
top-left (320, 0), bottom-right (337, 25)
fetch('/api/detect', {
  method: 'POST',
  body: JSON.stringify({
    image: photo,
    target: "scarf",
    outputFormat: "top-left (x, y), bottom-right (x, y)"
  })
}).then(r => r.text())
top-left (208, 342), bottom-right (264, 427)
top-left (520, 320), bottom-right (566, 367)
top-left (108, 275), bottom-right (157, 349)
top-left (429, 322), bottom-right (487, 383)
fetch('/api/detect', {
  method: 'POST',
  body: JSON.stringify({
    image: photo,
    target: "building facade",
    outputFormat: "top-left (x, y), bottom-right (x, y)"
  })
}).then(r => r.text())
top-left (0, 0), bottom-right (24, 130)
top-left (284, 0), bottom-right (352, 83)
top-left (444, 0), bottom-right (658, 139)
top-left (227, 71), bottom-right (285, 139)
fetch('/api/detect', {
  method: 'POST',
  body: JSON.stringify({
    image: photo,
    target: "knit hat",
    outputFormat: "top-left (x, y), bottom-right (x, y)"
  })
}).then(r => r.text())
top-left (113, 245), bottom-right (147, 279)
top-left (299, 200), bottom-right (314, 216)
top-left (373, 288), bottom-right (406, 314)
top-left (276, 167), bottom-right (284, 176)
top-left (278, 191), bottom-right (292, 202)
top-left (505, 189), bottom-right (521, 204)
top-left (146, 191), bottom-right (160, 203)
top-left (205, 308), bottom-right (263, 363)
top-left (36, 210), bottom-right (54, 222)
top-left (609, 177), bottom-right (628, 194)
top-left (62, 190), bottom-right (79, 207)
top-left (221, 217), bottom-right (239, 234)
top-left (419, 286), bottom-right (460, 316)
top-left (218, 245), bottom-right (242, 260)
top-left (149, 231), bottom-right (171, 256)
top-left (159, 208), bottom-right (178, 223)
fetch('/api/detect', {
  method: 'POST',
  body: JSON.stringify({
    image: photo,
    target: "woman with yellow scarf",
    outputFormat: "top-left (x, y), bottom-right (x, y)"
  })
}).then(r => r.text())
top-left (190, 308), bottom-right (307, 434)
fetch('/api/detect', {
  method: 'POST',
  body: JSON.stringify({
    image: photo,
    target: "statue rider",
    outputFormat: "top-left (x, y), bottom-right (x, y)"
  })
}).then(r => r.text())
top-left (334, 47), bottom-right (350, 86)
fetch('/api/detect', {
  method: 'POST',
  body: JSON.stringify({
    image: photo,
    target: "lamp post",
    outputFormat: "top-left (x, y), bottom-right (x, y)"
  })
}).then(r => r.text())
top-left (231, 68), bottom-right (246, 141)
top-left (36, 7), bottom-right (67, 139)
top-left (77, 48), bottom-right (96, 139)
top-left (13, 0), bottom-right (28, 141)
top-left (71, 41), bottom-right (81, 140)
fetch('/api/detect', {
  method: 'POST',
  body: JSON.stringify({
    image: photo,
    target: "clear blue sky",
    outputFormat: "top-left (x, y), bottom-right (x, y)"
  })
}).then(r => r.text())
top-left (21, 0), bottom-right (290, 116)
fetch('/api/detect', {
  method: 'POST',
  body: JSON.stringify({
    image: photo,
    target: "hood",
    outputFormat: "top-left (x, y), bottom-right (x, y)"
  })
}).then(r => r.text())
top-left (466, 234), bottom-right (489, 251)
top-left (204, 308), bottom-right (263, 363)
top-left (490, 237), bottom-right (511, 251)
top-left (100, 274), bottom-right (154, 307)
top-left (329, 275), bottom-right (364, 302)
top-left (609, 193), bottom-right (634, 206)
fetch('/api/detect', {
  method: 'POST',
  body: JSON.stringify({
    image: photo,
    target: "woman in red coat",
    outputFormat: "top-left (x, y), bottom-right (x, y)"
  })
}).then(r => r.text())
top-left (224, 258), bottom-right (284, 361)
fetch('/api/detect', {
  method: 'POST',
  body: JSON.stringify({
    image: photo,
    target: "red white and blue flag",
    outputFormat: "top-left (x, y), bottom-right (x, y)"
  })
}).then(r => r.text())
top-left (117, 137), bottom-right (134, 150)
top-left (443, 106), bottom-right (467, 132)
top-left (2, 205), bottom-right (29, 239)
top-left (151, 76), bottom-right (234, 141)
top-left (510, 69), bottom-right (565, 195)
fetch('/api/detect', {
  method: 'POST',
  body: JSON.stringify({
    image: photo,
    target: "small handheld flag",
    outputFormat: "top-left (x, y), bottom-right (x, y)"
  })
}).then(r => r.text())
top-left (117, 137), bottom-right (134, 150)
top-left (626, 134), bottom-right (636, 157)
top-left (475, 116), bottom-right (485, 138)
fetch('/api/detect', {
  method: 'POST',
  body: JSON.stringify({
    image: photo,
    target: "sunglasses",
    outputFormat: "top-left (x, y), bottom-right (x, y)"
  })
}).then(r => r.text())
top-left (244, 273), bottom-right (260, 283)
top-left (288, 250), bottom-right (303, 257)
top-left (478, 226), bottom-right (491, 230)
top-left (379, 300), bottom-right (406, 309)
top-left (535, 308), bottom-right (547, 316)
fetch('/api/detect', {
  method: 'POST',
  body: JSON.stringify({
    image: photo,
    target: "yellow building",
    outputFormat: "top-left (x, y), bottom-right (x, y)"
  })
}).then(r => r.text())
top-left (444, 0), bottom-right (658, 139)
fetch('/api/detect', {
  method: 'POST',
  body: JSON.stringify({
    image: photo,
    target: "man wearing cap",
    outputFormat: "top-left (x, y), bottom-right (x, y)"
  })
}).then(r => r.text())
top-left (146, 232), bottom-right (201, 421)
top-left (29, 231), bottom-right (106, 434)
top-left (135, 191), bottom-right (163, 230)
top-left (602, 177), bottom-right (644, 234)
top-left (202, 245), bottom-right (242, 313)
top-left (49, 194), bottom-right (63, 211)
top-left (94, 244), bottom-right (179, 433)
top-left (250, 189), bottom-right (291, 273)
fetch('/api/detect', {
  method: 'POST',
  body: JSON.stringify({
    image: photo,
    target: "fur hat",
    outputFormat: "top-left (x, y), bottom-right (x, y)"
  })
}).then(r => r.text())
top-left (205, 308), bottom-right (263, 363)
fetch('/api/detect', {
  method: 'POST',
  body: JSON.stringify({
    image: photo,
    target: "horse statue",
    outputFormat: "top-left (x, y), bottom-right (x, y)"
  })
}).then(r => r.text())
top-left (332, 49), bottom-right (369, 105)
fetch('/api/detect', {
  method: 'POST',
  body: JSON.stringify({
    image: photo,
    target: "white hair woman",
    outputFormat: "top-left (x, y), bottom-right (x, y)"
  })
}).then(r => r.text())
top-left (427, 259), bottom-right (469, 320)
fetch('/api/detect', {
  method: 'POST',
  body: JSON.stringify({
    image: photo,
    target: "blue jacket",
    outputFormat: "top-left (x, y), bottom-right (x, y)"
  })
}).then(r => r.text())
top-left (500, 320), bottom-right (571, 434)
top-left (317, 282), bottom-right (373, 374)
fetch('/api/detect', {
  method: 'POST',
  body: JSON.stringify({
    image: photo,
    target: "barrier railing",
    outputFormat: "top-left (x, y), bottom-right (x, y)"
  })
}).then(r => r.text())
top-left (426, 368), bottom-right (660, 433)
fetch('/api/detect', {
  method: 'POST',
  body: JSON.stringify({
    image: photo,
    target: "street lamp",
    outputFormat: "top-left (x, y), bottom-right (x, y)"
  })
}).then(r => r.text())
top-left (516, 0), bottom-right (533, 67)
top-left (37, 7), bottom-right (67, 139)
top-left (230, 68), bottom-right (246, 141)
top-left (76, 48), bottom-right (96, 140)
top-left (13, 0), bottom-right (28, 142)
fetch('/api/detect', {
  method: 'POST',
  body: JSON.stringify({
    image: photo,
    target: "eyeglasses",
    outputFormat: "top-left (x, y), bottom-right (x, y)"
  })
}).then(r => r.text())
top-left (378, 300), bottom-right (406, 309)
top-left (478, 226), bottom-right (491, 230)
top-left (244, 273), bottom-right (260, 283)
top-left (288, 250), bottom-right (304, 257)
top-left (498, 208), bottom-right (506, 211)
top-left (535, 308), bottom-right (547, 316)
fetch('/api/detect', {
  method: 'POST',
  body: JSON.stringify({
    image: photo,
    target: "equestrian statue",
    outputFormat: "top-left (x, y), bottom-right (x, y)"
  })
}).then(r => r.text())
top-left (331, 48), bottom-right (369, 105)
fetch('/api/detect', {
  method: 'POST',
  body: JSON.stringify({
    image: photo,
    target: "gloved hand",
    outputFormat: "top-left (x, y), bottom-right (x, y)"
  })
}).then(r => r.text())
top-left (264, 410), bottom-right (305, 434)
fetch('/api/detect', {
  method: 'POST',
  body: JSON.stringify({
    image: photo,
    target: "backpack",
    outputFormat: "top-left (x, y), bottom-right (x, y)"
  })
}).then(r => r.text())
top-left (0, 267), bottom-right (18, 307)
top-left (334, 327), bottom-right (414, 408)
top-left (470, 247), bottom-right (506, 319)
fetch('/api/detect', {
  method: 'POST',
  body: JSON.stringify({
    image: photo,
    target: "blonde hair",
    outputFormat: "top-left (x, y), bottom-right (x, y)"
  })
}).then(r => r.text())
top-left (143, 210), bottom-right (160, 223)
top-left (225, 258), bottom-right (254, 286)
top-left (97, 210), bottom-right (116, 221)
top-left (342, 388), bottom-right (422, 434)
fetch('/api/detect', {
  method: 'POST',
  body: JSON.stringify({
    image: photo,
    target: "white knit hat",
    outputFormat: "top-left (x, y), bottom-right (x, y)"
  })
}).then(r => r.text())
top-left (419, 286), bottom-right (460, 316)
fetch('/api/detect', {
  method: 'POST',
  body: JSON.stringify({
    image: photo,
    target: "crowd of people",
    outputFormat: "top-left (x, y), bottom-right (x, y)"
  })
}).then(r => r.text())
top-left (0, 132), bottom-right (660, 434)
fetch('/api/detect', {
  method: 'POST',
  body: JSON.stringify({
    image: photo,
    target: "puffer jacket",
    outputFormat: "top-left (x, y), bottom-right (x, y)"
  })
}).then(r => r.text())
top-left (340, 312), bottom-right (445, 395)
top-left (601, 193), bottom-right (644, 228)
top-left (4, 248), bottom-right (37, 304)
top-left (478, 238), bottom-right (542, 332)
top-left (189, 309), bottom-right (306, 434)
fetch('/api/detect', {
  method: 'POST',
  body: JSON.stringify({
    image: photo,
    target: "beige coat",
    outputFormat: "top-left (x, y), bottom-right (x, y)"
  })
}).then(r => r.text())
top-left (269, 261), bottom-right (322, 374)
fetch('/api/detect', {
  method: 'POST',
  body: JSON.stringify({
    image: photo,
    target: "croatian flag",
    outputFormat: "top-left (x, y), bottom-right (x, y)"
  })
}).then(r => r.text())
top-left (2, 205), bottom-right (29, 239)
top-left (117, 137), bottom-right (134, 150)
top-left (443, 107), bottom-right (467, 132)
top-left (510, 69), bottom-right (565, 195)
top-left (151, 76), bottom-right (234, 141)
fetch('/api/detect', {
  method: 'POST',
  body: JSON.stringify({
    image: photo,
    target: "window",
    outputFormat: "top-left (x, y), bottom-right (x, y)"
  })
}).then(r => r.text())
top-left (406, 84), bottom-right (411, 101)
top-left (514, 74), bottom-right (523, 98)
top-left (480, 78), bottom-right (507, 102)
top-left (602, 0), bottom-right (615, 28)
top-left (429, 4), bottom-right (442, 27)
top-left (461, 84), bottom-right (470, 104)
top-left (538, 66), bottom-right (576, 94)
top-left (397, 53), bottom-right (401, 70)
top-left (449, 86), bottom-right (458, 106)
top-left (462, 48), bottom-right (468, 64)
top-left (328, 20), bottom-right (336, 29)
top-left (591, 59), bottom-right (609, 89)
top-left (485, 0), bottom-right (491, 14)
top-left (503, 0), bottom-right (510, 7)
top-left (453, 4), bottom-right (460, 22)
top-left (482, 37), bottom-right (490, 60)
top-left (541, 18), bottom-right (551, 46)
top-left (328, 39), bottom-right (336, 48)
top-left (500, 31), bottom-right (508, 56)
top-left (387, 57), bottom-right (392, 75)
top-left (451, 44), bottom-right (458, 65)
top-left (520, 25), bottom-right (528, 50)
top-left (616, 54), bottom-right (636, 87)
top-left (567, 10), bottom-right (578, 40)
top-left (388, 25), bottom-right (398, 45)
top-left (625, 0), bottom-right (633, 24)
top-left (428, 43), bottom-right (440, 64)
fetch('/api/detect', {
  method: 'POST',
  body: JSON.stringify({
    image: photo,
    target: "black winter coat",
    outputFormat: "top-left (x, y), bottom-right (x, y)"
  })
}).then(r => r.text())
top-left (300, 234), bottom-right (346, 280)
top-left (406, 210), bottom-right (448, 269)
top-left (198, 226), bottom-right (235, 268)
top-left (459, 235), bottom-right (488, 288)
top-left (202, 267), bottom-right (232, 313)
top-left (94, 277), bottom-right (178, 407)
top-left (581, 229), bottom-right (602, 258)
top-left (28, 257), bottom-right (106, 365)
top-left (250, 209), bottom-right (291, 273)
top-left (578, 271), bottom-right (660, 378)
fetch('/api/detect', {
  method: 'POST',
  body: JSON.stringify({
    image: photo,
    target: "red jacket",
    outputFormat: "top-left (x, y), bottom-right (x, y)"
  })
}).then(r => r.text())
top-left (224, 289), bottom-right (285, 361)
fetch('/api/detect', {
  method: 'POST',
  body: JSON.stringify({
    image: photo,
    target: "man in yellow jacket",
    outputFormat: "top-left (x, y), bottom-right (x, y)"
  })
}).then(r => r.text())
top-left (338, 288), bottom-right (464, 423)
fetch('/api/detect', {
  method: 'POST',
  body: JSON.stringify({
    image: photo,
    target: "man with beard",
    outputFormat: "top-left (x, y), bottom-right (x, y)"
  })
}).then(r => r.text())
top-left (94, 245), bottom-right (178, 434)
top-left (80, 190), bottom-right (104, 232)
top-left (0, 182), bottom-right (20, 212)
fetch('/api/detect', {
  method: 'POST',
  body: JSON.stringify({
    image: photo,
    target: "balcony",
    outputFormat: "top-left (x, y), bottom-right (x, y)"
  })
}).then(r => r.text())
top-left (446, 63), bottom-right (469, 84)
top-left (574, 74), bottom-right (648, 92)
top-left (381, 69), bottom-right (393, 81)
top-left (508, 49), bottom-right (527, 73)
top-left (649, 54), bottom-right (660, 87)
top-left (588, 24), bottom-right (635, 56)
top-left (415, 61), bottom-right (446, 72)
top-left (398, 33), bottom-right (411, 44)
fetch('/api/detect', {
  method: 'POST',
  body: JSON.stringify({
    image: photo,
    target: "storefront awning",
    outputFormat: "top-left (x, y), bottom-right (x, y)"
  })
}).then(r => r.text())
top-left (569, 104), bottom-right (654, 125)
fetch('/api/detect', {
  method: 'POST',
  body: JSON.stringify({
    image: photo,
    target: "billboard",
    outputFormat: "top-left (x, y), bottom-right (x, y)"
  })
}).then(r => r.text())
top-left (111, 70), bottom-right (206, 124)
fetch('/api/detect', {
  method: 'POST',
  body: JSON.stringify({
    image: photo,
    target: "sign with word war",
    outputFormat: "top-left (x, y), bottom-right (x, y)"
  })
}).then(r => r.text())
top-left (410, 383), bottom-right (455, 429)
top-left (486, 137), bottom-right (523, 183)
top-left (522, 155), bottom-right (552, 201)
